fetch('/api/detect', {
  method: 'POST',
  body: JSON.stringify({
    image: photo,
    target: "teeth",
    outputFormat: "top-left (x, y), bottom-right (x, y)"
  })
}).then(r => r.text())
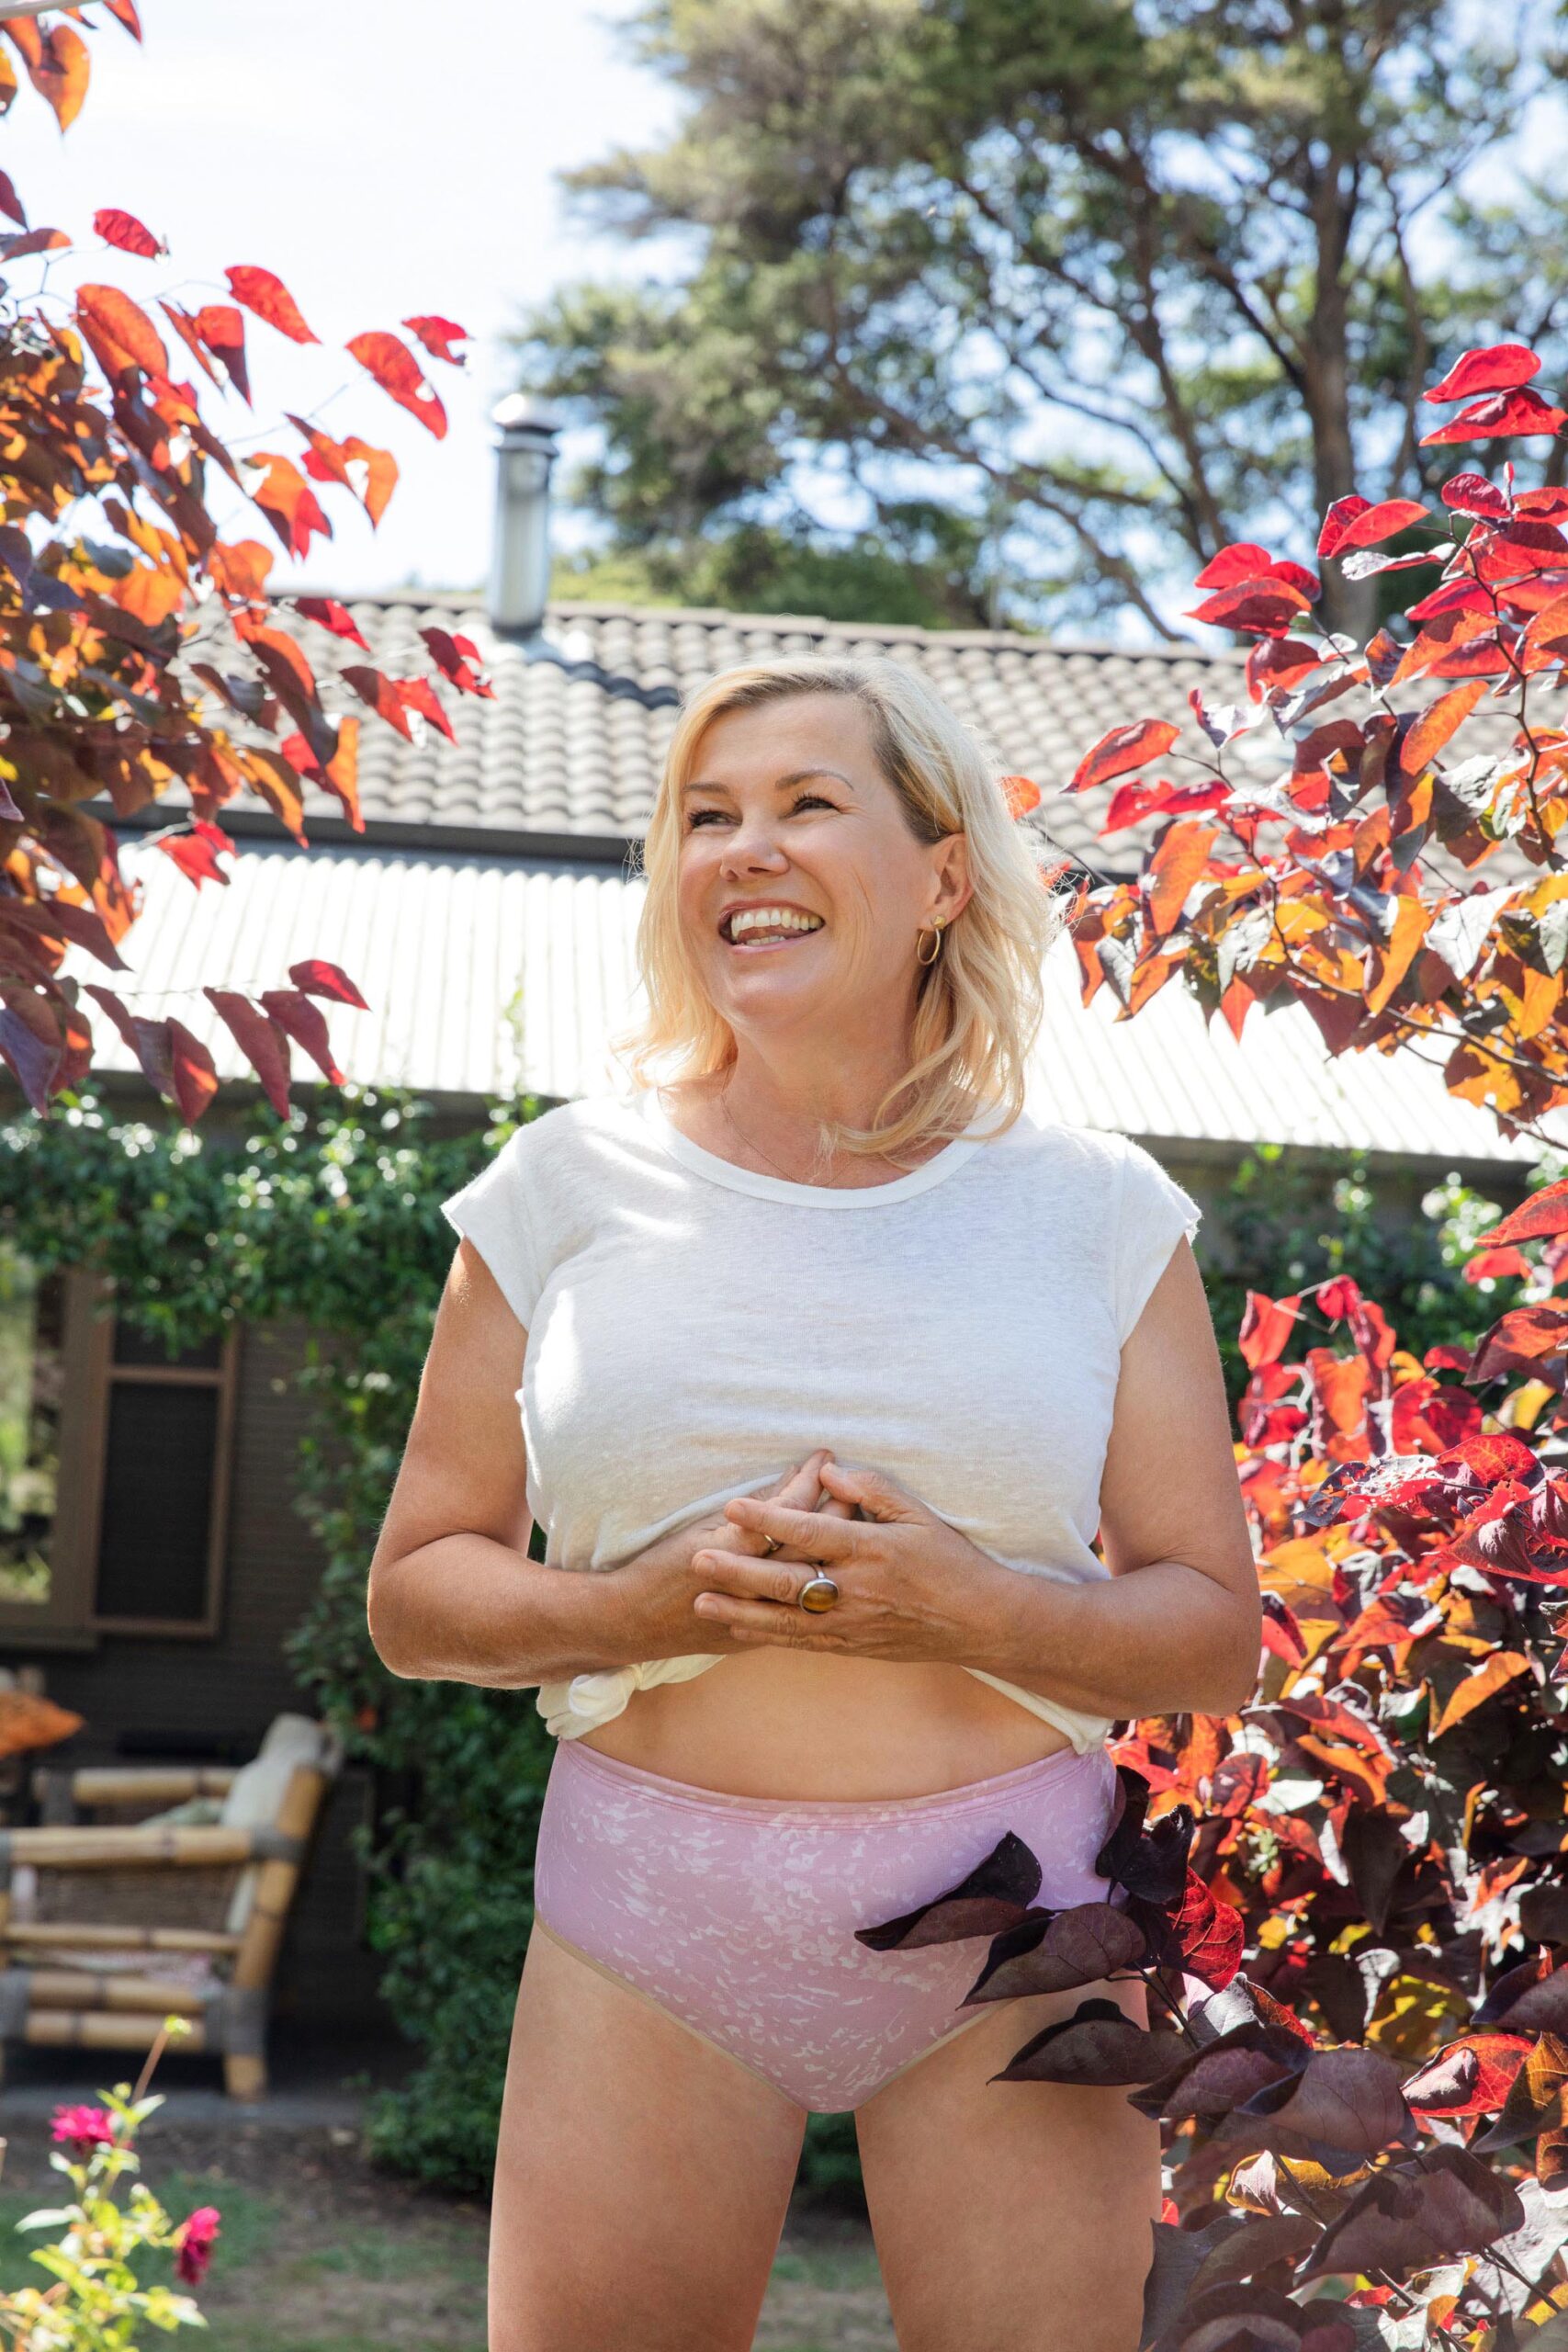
top-left (727, 906), bottom-right (824, 941)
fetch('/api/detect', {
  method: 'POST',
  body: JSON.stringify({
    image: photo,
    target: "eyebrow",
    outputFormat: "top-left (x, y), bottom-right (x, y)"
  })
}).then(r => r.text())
top-left (680, 767), bottom-right (854, 797)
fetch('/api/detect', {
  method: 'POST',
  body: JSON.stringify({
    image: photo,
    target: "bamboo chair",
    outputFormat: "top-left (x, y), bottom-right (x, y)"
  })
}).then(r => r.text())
top-left (0, 1713), bottom-right (344, 2099)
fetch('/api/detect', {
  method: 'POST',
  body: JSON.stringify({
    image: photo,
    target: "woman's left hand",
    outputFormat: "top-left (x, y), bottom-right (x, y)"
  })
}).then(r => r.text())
top-left (689, 1459), bottom-right (1005, 1664)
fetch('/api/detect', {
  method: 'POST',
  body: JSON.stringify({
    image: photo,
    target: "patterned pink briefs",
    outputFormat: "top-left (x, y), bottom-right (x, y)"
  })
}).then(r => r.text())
top-left (530, 1734), bottom-right (1122, 2113)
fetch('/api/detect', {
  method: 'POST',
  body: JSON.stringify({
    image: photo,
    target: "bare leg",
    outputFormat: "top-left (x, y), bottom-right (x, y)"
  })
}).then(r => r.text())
top-left (489, 1921), bottom-right (808, 2352)
top-left (854, 1973), bottom-right (1161, 2352)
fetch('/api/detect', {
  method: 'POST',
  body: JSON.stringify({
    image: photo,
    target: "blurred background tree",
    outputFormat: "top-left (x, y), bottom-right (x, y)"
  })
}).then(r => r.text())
top-left (515, 0), bottom-right (1568, 639)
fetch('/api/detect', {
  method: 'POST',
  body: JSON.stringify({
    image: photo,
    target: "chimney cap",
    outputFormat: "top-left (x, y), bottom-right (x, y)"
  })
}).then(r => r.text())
top-left (491, 390), bottom-right (563, 441)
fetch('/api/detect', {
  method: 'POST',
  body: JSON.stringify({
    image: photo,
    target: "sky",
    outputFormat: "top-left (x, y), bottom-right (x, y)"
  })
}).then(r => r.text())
top-left (4, 0), bottom-right (680, 594)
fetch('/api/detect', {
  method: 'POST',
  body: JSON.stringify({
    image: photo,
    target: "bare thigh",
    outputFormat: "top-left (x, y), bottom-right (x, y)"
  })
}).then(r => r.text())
top-left (489, 1921), bottom-right (808, 2352)
top-left (854, 1973), bottom-right (1162, 2352)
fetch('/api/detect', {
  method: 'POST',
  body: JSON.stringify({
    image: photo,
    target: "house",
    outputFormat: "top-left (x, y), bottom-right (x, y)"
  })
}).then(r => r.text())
top-left (22, 397), bottom-right (1562, 2037)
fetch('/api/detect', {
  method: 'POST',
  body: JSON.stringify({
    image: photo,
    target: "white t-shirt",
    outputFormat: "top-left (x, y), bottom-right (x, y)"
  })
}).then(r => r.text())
top-left (438, 1091), bottom-right (1202, 1753)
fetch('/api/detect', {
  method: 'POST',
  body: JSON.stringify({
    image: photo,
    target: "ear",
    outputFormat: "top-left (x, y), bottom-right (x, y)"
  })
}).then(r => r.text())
top-left (929, 831), bottom-right (974, 928)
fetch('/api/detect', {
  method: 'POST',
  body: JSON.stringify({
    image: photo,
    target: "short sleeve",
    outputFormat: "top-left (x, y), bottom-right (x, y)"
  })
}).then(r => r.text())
top-left (439, 1129), bottom-right (544, 1331)
top-left (1112, 1137), bottom-right (1202, 1346)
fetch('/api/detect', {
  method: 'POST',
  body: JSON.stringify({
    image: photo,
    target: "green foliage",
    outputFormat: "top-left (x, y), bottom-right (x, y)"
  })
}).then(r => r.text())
top-left (515, 0), bottom-right (1568, 638)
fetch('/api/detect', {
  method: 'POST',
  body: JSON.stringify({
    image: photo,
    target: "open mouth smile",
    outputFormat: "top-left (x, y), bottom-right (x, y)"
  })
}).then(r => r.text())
top-left (719, 905), bottom-right (826, 949)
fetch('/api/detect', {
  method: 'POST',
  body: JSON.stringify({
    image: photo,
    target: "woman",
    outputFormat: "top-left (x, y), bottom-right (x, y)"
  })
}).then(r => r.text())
top-left (367, 652), bottom-right (1259, 2352)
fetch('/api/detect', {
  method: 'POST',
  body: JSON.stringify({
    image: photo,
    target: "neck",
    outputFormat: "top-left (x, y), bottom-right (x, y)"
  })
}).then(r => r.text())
top-left (718, 1032), bottom-right (918, 1147)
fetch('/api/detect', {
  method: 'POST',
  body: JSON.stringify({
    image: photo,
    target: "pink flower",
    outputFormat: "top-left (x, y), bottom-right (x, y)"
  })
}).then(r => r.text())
top-left (174, 2204), bottom-right (220, 2287)
top-left (49, 2105), bottom-right (117, 2155)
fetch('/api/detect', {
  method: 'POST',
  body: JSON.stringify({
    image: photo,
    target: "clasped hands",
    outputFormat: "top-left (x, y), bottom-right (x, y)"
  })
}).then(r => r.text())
top-left (688, 1447), bottom-right (999, 1664)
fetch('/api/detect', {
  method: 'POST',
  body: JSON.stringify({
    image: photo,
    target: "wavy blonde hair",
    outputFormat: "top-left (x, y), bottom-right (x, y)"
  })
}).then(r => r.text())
top-left (620, 652), bottom-right (1066, 1162)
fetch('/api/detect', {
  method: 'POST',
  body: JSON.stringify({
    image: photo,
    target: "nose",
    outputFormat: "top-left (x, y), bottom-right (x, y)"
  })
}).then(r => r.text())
top-left (717, 810), bottom-right (790, 876)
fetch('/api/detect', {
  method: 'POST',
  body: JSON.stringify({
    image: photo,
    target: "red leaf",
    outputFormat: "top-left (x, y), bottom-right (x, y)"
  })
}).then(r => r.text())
top-left (1440, 471), bottom-right (1510, 520)
top-left (259, 989), bottom-right (344, 1085)
top-left (154, 821), bottom-right (233, 889)
top-left (345, 330), bottom-right (447, 439)
top-left (225, 266), bottom-right (318, 345)
top-left (288, 959), bottom-right (369, 1011)
top-left (194, 304), bottom-right (250, 404)
top-left (0, 171), bottom-right (26, 230)
top-left (1318, 496), bottom-right (1370, 560)
top-left (294, 596), bottom-right (369, 651)
top-left (75, 283), bottom-right (168, 379)
top-left (203, 989), bottom-right (291, 1118)
top-left (1169, 1871), bottom-right (1244, 1989)
top-left (1324, 498), bottom-right (1431, 555)
top-left (91, 207), bottom-right (164, 259)
top-left (1404, 2035), bottom-right (1532, 2119)
top-left (396, 674), bottom-right (457, 743)
top-left (167, 1019), bottom-right (219, 1125)
top-left (400, 313), bottom-right (469, 365)
top-left (419, 626), bottom-right (494, 697)
top-left (1424, 344), bottom-right (1542, 405)
top-left (1194, 542), bottom-right (1275, 589)
top-left (340, 664), bottom-right (413, 741)
top-left (1069, 719), bottom-right (1181, 794)
top-left (1420, 388), bottom-right (1568, 447)
top-left (1187, 579), bottom-right (1309, 636)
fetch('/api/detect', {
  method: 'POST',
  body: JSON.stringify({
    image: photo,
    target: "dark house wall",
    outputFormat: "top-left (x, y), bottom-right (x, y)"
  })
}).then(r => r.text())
top-left (2, 1317), bottom-right (389, 2036)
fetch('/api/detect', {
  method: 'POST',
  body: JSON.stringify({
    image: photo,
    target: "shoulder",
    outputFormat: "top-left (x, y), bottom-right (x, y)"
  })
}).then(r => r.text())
top-left (971, 1106), bottom-right (1131, 1190)
top-left (477, 1093), bottom-right (643, 1182)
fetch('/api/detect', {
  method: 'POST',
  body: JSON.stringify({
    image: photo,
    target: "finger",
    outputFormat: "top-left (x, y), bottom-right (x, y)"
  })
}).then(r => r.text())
top-left (816, 1459), bottom-right (917, 1522)
top-left (692, 1593), bottom-right (819, 1641)
top-left (690, 1547), bottom-right (826, 1606)
top-left (721, 1496), bottom-right (855, 1559)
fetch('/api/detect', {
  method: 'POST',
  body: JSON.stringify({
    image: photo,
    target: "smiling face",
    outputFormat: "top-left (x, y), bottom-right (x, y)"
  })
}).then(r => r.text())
top-left (674, 691), bottom-right (972, 1057)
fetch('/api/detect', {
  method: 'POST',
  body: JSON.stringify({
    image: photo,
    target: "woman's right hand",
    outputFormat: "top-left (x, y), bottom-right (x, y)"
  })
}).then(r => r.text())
top-left (614, 1449), bottom-right (848, 1662)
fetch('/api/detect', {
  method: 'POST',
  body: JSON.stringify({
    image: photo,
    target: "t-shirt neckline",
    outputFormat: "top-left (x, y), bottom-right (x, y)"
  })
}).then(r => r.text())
top-left (632, 1091), bottom-right (988, 1208)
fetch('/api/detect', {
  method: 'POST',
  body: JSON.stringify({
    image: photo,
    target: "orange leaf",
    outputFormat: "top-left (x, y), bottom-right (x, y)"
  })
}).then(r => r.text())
top-left (3, 18), bottom-right (89, 129)
top-left (75, 283), bottom-right (168, 379)
top-left (999, 774), bottom-right (1041, 818)
top-left (92, 208), bottom-right (164, 259)
top-left (241, 749), bottom-right (308, 844)
top-left (225, 265), bottom-right (318, 345)
top-left (1400, 678), bottom-right (1489, 775)
top-left (193, 305), bottom-right (250, 403)
top-left (1069, 719), bottom-right (1180, 795)
top-left (206, 539), bottom-right (273, 601)
top-left (345, 331), bottom-right (447, 440)
top-left (1430, 1652), bottom-right (1530, 1738)
top-left (242, 453), bottom-right (333, 560)
top-left (288, 416), bottom-right (399, 527)
top-left (1145, 820), bottom-right (1217, 938)
top-left (1365, 894), bottom-right (1431, 1017)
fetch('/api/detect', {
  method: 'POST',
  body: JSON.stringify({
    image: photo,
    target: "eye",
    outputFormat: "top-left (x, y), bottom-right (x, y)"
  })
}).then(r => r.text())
top-left (684, 807), bottom-right (731, 830)
top-left (790, 791), bottom-right (838, 813)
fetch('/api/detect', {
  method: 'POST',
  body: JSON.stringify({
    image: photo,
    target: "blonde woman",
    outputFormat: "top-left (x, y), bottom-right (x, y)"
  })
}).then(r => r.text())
top-left (367, 654), bottom-right (1259, 2352)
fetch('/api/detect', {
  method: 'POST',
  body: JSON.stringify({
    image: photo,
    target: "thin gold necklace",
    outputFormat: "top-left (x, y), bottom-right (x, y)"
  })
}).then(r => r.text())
top-left (719, 1086), bottom-right (830, 1185)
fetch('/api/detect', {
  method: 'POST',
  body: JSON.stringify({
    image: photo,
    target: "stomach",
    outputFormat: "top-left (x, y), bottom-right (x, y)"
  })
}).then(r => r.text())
top-left (577, 1648), bottom-right (1076, 1801)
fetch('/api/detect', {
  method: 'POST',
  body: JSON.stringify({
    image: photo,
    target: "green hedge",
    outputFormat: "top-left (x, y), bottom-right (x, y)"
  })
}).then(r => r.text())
top-left (11, 1086), bottom-right (1503, 2199)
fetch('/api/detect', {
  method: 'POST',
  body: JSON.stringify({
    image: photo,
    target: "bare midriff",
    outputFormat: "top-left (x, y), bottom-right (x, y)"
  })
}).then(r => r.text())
top-left (577, 1648), bottom-right (1075, 1802)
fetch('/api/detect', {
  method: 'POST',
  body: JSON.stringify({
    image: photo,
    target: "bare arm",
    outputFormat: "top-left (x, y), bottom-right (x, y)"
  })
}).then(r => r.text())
top-left (694, 1236), bottom-right (1262, 1722)
top-left (953, 1234), bottom-right (1261, 1719)
top-left (367, 1238), bottom-right (825, 1686)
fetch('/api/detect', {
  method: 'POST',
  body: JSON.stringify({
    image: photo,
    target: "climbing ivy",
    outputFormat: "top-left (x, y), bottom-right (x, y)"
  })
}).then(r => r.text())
top-left (0, 1085), bottom-right (1510, 2199)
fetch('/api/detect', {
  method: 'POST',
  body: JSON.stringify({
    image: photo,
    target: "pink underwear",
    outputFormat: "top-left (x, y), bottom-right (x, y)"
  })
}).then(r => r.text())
top-left (530, 1735), bottom-right (1121, 2113)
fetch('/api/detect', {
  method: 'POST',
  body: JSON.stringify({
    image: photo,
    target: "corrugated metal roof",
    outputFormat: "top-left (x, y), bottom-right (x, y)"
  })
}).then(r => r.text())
top-left (71, 841), bottom-right (1563, 1165)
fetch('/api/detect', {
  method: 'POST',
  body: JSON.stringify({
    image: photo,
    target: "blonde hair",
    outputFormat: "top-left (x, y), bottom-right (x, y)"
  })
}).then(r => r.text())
top-left (620, 652), bottom-right (1066, 1162)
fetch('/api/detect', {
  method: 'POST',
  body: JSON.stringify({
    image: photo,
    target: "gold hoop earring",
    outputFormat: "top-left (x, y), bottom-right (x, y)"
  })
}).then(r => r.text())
top-left (917, 919), bottom-right (946, 967)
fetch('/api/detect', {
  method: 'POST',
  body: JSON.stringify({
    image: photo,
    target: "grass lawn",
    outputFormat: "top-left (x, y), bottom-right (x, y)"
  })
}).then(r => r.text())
top-left (0, 2141), bottom-right (897, 2351)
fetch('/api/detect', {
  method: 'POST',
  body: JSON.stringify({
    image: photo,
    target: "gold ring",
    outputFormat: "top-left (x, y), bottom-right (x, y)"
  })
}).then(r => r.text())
top-left (797, 1574), bottom-right (840, 1613)
top-left (761, 1534), bottom-right (781, 1556)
